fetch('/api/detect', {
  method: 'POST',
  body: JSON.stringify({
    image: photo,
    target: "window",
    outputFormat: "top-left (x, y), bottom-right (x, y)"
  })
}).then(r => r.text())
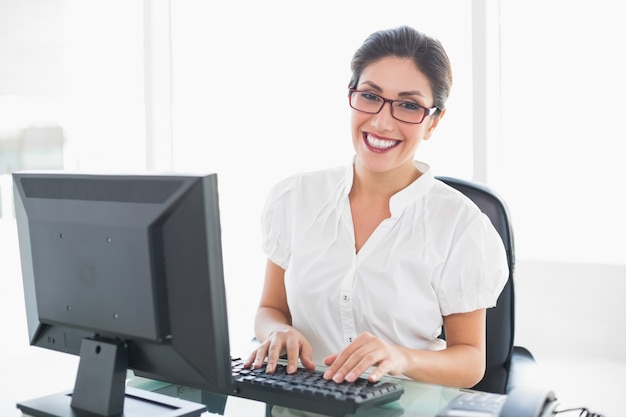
top-left (0, 0), bottom-right (146, 218)
top-left (499, 1), bottom-right (625, 265)
top-left (0, 0), bottom-right (146, 176)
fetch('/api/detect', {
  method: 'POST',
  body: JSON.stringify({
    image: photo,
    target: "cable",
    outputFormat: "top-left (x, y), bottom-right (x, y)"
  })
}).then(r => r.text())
top-left (554, 407), bottom-right (605, 417)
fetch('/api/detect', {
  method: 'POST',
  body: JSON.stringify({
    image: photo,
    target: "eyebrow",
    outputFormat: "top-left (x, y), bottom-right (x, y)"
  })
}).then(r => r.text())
top-left (359, 81), bottom-right (427, 99)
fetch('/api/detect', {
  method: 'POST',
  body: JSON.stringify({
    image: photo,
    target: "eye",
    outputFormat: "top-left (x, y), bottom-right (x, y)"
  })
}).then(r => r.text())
top-left (398, 101), bottom-right (423, 112)
top-left (359, 92), bottom-right (382, 103)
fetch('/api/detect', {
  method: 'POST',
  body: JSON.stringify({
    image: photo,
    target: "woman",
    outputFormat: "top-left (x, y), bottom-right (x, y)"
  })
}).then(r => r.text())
top-left (245, 26), bottom-right (508, 389)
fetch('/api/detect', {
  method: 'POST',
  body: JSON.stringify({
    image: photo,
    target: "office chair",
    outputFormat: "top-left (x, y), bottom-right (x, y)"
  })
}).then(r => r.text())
top-left (436, 176), bottom-right (536, 394)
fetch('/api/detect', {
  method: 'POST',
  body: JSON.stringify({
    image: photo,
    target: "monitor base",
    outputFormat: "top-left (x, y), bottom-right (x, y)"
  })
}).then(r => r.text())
top-left (17, 387), bottom-right (206, 417)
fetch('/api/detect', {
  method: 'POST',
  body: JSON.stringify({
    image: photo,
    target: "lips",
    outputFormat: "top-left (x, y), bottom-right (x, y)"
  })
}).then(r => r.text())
top-left (363, 133), bottom-right (401, 152)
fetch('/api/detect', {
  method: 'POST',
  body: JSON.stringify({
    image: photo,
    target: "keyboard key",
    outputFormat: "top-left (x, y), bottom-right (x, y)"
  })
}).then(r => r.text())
top-left (231, 358), bottom-right (404, 416)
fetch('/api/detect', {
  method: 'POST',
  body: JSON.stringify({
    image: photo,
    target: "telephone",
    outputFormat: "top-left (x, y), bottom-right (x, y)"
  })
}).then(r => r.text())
top-left (437, 387), bottom-right (557, 417)
top-left (500, 387), bottom-right (557, 417)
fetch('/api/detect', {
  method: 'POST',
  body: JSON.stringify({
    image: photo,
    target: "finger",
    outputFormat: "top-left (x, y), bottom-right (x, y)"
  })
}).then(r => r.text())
top-left (249, 344), bottom-right (269, 369)
top-left (243, 350), bottom-right (257, 368)
top-left (323, 340), bottom-right (363, 382)
top-left (300, 342), bottom-right (316, 370)
top-left (324, 348), bottom-right (360, 382)
top-left (284, 337), bottom-right (302, 373)
top-left (367, 360), bottom-right (390, 382)
top-left (322, 353), bottom-right (339, 380)
top-left (336, 344), bottom-right (382, 383)
top-left (244, 338), bottom-right (270, 366)
top-left (328, 352), bottom-right (357, 383)
top-left (265, 340), bottom-right (284, 373)
top-left (323, 353), bottom-right (338, 366)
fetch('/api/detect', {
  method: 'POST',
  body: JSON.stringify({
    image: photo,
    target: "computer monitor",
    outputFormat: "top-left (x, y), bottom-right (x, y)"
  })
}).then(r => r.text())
top-left (13, 171), bottom-right (234, 417)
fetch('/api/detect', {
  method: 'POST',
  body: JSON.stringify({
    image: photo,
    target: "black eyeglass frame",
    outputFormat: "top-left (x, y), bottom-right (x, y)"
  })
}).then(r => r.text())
top-left (348, 88), bottom-right (438, 125)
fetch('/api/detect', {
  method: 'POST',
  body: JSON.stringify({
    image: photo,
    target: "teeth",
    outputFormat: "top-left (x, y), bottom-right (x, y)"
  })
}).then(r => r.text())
top-left (366, 134), bottom-right (398, 149)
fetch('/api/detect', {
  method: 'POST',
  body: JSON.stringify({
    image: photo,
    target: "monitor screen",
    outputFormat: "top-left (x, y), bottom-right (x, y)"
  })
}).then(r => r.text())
top-left (13, 171), bottom-right (234, 417)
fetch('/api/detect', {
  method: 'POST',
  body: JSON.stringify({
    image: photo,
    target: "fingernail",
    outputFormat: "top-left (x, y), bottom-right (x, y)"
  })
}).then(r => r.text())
top-left (323, 370), bottom-right (332, 380)
top-left (345, 372), bottom-right (355, 382)
top-left (287, 364), bottom-right (296, 373)
top-left (332, 373), bottom-right (343, 383)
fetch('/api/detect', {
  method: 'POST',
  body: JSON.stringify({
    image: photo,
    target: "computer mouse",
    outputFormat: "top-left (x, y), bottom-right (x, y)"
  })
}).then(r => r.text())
top-left (500, 387), bottom-right (557, 417)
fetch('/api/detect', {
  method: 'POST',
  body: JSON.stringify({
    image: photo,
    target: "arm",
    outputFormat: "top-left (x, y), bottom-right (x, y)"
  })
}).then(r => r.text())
top-left (244, 260), bottom-right (316, 373)
top-left (323, 308), bottom-right (486, 388)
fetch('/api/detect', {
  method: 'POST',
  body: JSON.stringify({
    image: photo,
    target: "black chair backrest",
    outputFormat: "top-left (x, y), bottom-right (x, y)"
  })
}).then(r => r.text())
top-left (436, 176), bottom-right (515, 394)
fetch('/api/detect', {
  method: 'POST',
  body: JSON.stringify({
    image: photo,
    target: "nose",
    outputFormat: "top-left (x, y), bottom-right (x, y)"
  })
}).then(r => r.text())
top-left (371, 102), bottom-right (394, 131)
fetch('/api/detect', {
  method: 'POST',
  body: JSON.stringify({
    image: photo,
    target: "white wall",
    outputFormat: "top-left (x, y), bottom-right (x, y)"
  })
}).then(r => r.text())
top-left (515, 260), bottom-right (626, 361)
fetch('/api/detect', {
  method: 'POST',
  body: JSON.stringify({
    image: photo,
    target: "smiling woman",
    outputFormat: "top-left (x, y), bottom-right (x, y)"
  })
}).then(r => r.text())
top-left (240, 25), bottom-right (508, 389)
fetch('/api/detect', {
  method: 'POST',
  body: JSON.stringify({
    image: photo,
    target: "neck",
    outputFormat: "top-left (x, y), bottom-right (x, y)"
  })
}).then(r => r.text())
top-left (351, 160), bottom-right (421, 199)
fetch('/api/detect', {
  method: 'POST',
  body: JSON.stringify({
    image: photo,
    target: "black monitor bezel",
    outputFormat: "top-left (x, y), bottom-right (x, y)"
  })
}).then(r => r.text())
top-left (13, 171), bottom-right (235, 416)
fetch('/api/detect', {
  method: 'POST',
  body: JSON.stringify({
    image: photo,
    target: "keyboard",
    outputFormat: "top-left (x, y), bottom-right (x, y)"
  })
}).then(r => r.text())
top-left (231, 357), bottom-right (405, 416)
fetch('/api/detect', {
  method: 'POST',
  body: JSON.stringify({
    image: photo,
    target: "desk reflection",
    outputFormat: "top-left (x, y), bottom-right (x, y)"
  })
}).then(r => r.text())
top-left (129, 376), bottom-right (461, 417)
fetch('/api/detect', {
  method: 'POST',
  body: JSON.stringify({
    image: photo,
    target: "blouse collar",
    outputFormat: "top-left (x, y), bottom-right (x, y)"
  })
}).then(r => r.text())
top-left (342, 159), bottom-right (435, 217)
top-left (389, 161), bottom-right (433, 217)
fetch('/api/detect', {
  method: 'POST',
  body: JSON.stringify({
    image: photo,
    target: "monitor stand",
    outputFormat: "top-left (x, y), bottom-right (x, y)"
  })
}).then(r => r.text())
top-left (16, 338), bottom-right (206, 417)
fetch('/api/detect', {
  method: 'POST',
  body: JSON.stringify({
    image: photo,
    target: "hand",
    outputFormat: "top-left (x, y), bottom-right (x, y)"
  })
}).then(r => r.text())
top-left (322, 332), bottom-right (408, 383)
top-left (244, 327), bottom-right (316, 374)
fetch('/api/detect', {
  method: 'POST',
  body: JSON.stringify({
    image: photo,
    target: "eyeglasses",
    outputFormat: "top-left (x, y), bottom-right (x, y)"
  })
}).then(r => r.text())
top-left (348, 88), bottom-right (438, 124)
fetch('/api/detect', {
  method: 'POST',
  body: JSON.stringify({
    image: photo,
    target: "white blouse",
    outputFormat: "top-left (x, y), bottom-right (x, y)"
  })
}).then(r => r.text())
top-left (261, 161), bottom-right (508, 364)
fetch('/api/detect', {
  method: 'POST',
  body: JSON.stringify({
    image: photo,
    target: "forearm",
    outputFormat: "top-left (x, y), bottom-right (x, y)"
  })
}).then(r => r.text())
top-left (399, 344), bottom-right (485, 388)
top-left (254, 306), bottom-right (293, 342)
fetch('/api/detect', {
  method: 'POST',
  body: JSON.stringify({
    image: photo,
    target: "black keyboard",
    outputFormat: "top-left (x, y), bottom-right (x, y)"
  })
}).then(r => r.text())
top-left (231, 358), bottom-right (405, 416)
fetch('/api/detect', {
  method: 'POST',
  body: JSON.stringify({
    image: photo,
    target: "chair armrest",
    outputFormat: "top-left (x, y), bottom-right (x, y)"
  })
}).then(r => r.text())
top-left (506, 346), bottom-right (538, 393)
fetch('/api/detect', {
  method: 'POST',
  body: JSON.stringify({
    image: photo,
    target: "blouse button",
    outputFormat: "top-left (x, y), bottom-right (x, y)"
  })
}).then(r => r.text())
top-left (342, 295), bottom-right (350, 302)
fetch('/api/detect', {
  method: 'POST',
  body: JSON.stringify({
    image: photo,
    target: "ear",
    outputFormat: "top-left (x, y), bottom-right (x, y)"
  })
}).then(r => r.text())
top-left (423, 108), bottom-right (446, 140)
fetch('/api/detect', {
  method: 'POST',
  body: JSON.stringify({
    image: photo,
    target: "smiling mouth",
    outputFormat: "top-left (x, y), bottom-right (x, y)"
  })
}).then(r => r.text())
top-left (364, 133), bottom-right (401, 152)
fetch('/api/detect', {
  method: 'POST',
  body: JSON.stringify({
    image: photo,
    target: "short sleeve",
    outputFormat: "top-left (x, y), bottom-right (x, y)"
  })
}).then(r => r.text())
top-left (435, 212), bottom-right (509, 316)
top-left (261, 175), bottom-right (297, 270)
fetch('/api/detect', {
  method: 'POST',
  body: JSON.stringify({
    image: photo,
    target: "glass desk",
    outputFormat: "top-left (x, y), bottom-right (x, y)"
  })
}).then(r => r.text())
top-left (127, 374), bottom-right (464, 417)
